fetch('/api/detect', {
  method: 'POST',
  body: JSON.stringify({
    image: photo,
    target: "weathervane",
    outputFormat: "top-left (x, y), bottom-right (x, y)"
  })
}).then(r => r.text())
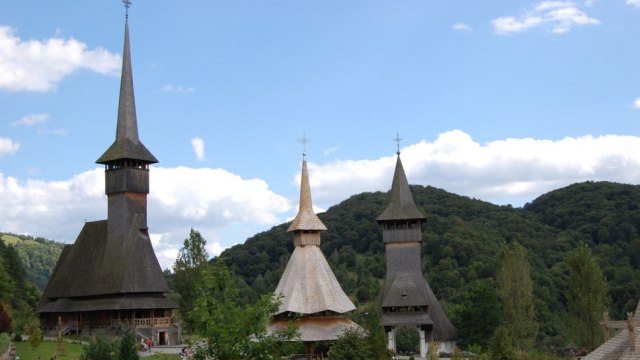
top-left (123, 0), bottom-right (132, 18)
top-left (298, 134), bottom-right (310, 158)
top-left (394, 132), bottom-right (402, 155)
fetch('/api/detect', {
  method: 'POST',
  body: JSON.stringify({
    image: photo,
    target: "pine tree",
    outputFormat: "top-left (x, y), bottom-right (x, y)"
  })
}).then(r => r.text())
top-left (117, 327), bottom-right (141, 360)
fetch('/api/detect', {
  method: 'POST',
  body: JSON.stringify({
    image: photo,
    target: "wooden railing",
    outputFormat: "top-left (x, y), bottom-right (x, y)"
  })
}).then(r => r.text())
top-left (133, 317), bottom-right (171, 328)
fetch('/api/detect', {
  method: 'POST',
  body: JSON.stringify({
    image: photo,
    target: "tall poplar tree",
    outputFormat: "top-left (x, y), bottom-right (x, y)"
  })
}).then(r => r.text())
top-left (173, 228), bottom-right (209, 332)
top-left (565, 243), bottom-right (607, 350)
top-left (496, 243), bottom-right (537, 351)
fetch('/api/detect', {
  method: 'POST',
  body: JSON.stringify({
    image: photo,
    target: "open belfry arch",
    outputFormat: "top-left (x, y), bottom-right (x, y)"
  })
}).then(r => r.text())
top-left (38, 2), bottom-right (180, 345)
top-left (268, 140), bottom-right (361, 359)
top-left (377, 140), bottom-right (456, 357)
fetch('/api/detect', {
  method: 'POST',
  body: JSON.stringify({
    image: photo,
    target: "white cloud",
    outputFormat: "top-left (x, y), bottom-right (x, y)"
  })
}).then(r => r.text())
top-left (452, 22), bottom-right (472, 32)
top-left (0, 166), bottom-right (290, 269)
top-left (191, 137), bottom-right (206, 161)
top-left (308, 130), bottom-right (640, 208)
top-left (0, 26), bottom-right (120, 92)
top-left (492, 1), bottom-right (599, 34)
top-left (161, 84), bottom-right (196, 93)
top-left (12, 113), bottom-right (49, 126)
top-left (5, 131), bottom-right (640, 269)
top-left (323, 146), bottom-right (339, 156)
top-left (628, 0), bottom-right (640, 9)
top-left (0, 138), bottom-right (20, 157)
top-left (633, 98), bottom-right (640, 109)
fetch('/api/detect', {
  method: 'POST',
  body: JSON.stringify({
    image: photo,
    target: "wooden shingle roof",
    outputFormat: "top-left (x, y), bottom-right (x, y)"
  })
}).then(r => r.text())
top-left (38, 216), bottom-right (173, 313)
top-left (288, 158), bottom-right (327, 232)
top-left (377, 155), bottom-right (426, 222)
top-left (96, 20), bottom-right (156, 165)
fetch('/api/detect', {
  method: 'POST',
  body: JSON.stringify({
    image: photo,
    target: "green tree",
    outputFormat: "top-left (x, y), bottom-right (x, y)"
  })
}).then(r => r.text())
top-left (25, 320), bottom-right (42, 349)
top-left (117, 327), bottom-right (141, 360)
top-left (488, 326), bottom-right (516, 360)
top-left (427, 341), bottom-right (440, 360)
top-left (80, 333), bottom-right (116, 360)
top-left (496, 243), bottom-right (537, 351)
top-left (565, 243), bottom-right (607, 349)
top-left (455, 280), bottom-right (503, 350)
top-left (173, 228), bottom-right (209, 332)
top-left (396, 326), bottom-right (419, 354)
top-left (190, 259), bottom-right (297, 360)
top-left (328, 328), bottom-right (372, 360)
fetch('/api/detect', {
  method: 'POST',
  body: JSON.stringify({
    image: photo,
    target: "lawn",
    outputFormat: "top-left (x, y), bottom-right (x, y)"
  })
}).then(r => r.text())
top-left (14, 340), bottom-right (83, 360)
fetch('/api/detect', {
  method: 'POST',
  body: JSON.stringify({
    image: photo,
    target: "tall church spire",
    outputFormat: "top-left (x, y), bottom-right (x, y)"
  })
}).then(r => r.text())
top-left (96, 9), bottom-right (157, 165)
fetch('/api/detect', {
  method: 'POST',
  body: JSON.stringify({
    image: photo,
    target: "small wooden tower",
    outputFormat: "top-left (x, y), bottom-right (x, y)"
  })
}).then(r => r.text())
top-left (38, 4), bottom-right (180, 345)
top-left (378, 149), bottom-right (456, 357)
top-left (268, 150), bottom-right (360, 359)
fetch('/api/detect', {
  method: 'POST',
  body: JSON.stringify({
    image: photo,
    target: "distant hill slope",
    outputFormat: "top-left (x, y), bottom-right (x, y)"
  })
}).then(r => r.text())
top-left (219, 181), bottom-right (640, 343)
top-left (0, 233), bottom-right (63, 291)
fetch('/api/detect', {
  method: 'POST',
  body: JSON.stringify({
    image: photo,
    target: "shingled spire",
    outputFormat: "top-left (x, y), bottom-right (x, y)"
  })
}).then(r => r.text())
top-left (377, 154), bottom-right (426, 222)
top-left (96, 17), bottom-right (157, 165)
top-left (287, 158), bottom-right (327, 233)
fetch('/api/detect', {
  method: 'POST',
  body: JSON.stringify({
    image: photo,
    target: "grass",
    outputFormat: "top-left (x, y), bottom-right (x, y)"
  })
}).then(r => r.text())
top-left (15, 340), bottom-right (83, 360)
top-left (146, 354), bottom-right (180, 359)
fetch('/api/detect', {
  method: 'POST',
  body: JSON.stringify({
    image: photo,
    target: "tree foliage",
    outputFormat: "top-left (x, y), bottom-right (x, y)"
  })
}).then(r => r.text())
top-left (328, 328), bottom-right (372, 360)
top-left (190, 259), bottom-right (297, 360)
top-left (172, 228), bottom-right (209, 332)
top-left (454, 280), bottom-right (503, 350)
top-left (565, 243), bottom-right (607, 349)
top-left (496, 243), bottom-right (537, 351)
top-left (79, 333), bottom-right (116, 360)
top-left (117, 327), bottom-right (141, 360)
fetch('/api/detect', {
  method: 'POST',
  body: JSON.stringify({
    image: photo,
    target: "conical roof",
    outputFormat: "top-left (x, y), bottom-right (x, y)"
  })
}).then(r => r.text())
top-left (274, 245), bottom-right (356, 315)
top-left (288, 158), bottom-right (327, 232)
top-left (377, 154), bottom-right (425, 221)
top-left (96, 19), bottom-right (157, 165)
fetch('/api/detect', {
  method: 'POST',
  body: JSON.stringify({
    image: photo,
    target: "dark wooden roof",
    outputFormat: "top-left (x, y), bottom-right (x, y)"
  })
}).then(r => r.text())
top-left (38, 216), bottom-right (173, 313)
top-left (381, 271), bottom-right (456, 341)
top-left (96, 20), bottom-right (157, 165)
top-left (377, 155), bottom-right (426, 222)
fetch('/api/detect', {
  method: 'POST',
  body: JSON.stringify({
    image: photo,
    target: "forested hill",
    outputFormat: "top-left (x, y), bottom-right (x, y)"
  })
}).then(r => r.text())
top-left (0, 233), bottom-right (63, 291)
top-left (219, 181), bottom-right (640, 343)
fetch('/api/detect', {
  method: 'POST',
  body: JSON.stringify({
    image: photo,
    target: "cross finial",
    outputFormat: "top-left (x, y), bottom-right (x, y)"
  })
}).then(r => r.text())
top-left (298, 134), bottom-right (310, 158)
top-left (394, 132), bottom-right (402, 155)
top-left (123, 0), bottom-right (132, 18)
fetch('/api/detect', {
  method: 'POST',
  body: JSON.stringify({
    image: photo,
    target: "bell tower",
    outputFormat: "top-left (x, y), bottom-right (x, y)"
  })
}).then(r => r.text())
top-left (96, 12), bottom-right (157, 237)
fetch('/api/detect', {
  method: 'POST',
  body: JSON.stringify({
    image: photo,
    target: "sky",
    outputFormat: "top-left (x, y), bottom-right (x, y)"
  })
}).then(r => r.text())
top-left (1, 0), bottom-right (639, 270)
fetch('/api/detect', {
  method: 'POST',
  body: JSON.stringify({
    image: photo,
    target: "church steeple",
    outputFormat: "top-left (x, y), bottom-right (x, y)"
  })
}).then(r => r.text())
top-left (96, 7), bottom-right (156, 236)
top-left (287, 157), bottom-right (327, 233)
top-left (96, 15), bottom-right (157, 165)
top-left (376, 153), bottom-right (426, 222)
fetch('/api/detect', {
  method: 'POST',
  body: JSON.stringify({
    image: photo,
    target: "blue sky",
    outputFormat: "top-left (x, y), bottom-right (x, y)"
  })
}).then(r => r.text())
top-left (1, 1), bottom-right (639, 269)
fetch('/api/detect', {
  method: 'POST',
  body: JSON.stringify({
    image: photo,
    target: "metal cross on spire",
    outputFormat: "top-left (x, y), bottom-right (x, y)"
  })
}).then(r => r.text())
top-left (298, 134), bottom-right (310, 158)
top-left (394, 132), bottom-right (402, 155)
top-left (123, 0), bottom-right (132, 18)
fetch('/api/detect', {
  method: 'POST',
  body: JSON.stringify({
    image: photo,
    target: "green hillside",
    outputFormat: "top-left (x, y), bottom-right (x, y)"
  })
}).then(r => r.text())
top-left (0, 233), bottom-right (63, 291)
top-left (218, 181), bottom-right (640, 347)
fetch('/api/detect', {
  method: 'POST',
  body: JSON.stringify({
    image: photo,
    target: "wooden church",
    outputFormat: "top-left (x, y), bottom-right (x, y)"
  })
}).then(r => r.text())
top-left (37, 8), bottom-right (180, 345)
top-left (378, 149), bottom-right (456, 357)
top-left (267, 151), bottom-right (361, 359)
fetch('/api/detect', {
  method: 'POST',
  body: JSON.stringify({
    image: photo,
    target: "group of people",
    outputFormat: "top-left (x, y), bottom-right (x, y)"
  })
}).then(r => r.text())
top-left (179, 346), bottom-right (193, 359)
top-left (140, 337), bottom-right (154, 352)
